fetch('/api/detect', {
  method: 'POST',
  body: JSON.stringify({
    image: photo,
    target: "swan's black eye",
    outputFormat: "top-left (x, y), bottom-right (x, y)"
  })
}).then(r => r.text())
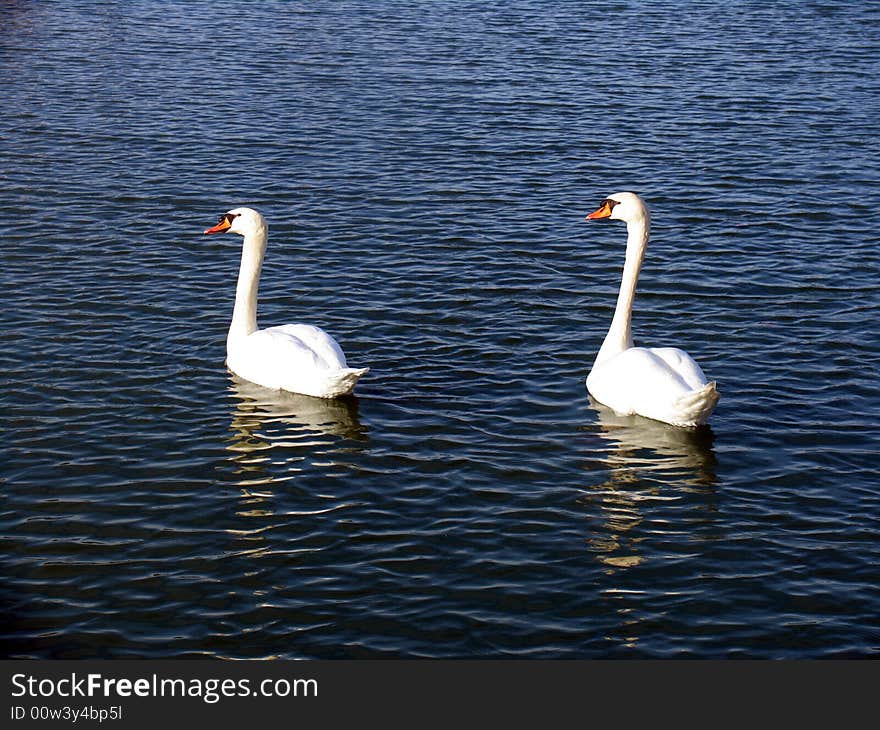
top-left (220, 212), bottom-right (240, 225)
top-left (603, 199), bottom-right (620, 210)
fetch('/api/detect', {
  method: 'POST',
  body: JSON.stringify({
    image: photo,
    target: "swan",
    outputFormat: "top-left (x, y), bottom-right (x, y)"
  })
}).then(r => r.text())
top-left (204, 207), bottom-right (369, 399)
top-left (584, 192), bottom-right (719, 427)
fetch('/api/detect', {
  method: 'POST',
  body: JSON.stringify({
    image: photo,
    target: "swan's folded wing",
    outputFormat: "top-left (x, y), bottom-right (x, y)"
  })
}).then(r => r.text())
top-left (266, 324), bottom-right (349, 371)
top-left (237, 329), bottom-right (324, 381)
top-left (588, 347), bottom-right (697, 417)
top-left (648, 347), bottom-right (709, 391)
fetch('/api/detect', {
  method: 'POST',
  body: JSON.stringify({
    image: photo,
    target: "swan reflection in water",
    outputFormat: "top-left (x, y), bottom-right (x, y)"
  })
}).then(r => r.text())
top-left (581, 397), bottom-right (718, 571)
top-left (225, 374), bottom-right (368, 515)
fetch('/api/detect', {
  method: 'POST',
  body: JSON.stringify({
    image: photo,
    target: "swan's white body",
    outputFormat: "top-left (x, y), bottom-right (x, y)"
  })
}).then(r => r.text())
top-left (585, 192), bottom-right (719, 427)
top-left (204, 207), bottom-right (368, 399)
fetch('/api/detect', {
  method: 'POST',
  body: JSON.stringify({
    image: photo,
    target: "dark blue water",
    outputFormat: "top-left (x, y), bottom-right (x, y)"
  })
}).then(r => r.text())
top-left (2, 0), bottom-right (879, 658)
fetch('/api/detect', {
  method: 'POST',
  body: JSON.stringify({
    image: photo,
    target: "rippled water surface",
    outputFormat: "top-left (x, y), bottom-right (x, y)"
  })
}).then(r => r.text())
top-left (3, 1), bottom-right (880, 658)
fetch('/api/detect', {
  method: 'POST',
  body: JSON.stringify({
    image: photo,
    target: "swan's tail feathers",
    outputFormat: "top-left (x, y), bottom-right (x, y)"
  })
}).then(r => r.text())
top-left (322, 367), bottom-right (370, 399)
top-left (672, 381), bottom-right (720, 428)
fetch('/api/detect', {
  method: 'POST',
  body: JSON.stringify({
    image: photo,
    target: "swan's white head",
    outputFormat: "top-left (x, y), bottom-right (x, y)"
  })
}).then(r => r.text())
top-left (203, 207), bottom-right (267, 237)
top-left (586, 192), bottom-right (649, 225)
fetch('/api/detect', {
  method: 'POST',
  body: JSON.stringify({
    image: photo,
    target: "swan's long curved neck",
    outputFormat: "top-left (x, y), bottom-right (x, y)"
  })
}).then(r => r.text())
top-left (228, 223), bottom-right (268, 347)
top-left (595, 215), bottom-right (649, 366)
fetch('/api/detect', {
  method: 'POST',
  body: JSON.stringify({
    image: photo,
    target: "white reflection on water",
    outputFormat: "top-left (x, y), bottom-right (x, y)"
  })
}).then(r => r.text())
top-left (219, 376), bottom-right (369, 571)
top-left (224, 375), bottom-right (367, 510)
top-left (581, 398), bottom-right (718, 571)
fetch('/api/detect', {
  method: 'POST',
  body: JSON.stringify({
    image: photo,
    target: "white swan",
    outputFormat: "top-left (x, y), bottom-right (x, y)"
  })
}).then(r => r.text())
top-left (584, 192), bottom-right (719, 427)
top-left (204, 207), bottom-right (368, 399)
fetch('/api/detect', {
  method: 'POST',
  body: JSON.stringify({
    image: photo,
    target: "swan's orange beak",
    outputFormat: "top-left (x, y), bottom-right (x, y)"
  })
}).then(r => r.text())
top-left (204, 216), bottom-right (233, 234)
top-left (586, 201), bottom-right (614, 220)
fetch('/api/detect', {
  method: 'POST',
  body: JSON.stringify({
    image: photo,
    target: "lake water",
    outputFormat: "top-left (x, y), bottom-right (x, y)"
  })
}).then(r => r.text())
top-left (2, 0), bottom-right (879, 658)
